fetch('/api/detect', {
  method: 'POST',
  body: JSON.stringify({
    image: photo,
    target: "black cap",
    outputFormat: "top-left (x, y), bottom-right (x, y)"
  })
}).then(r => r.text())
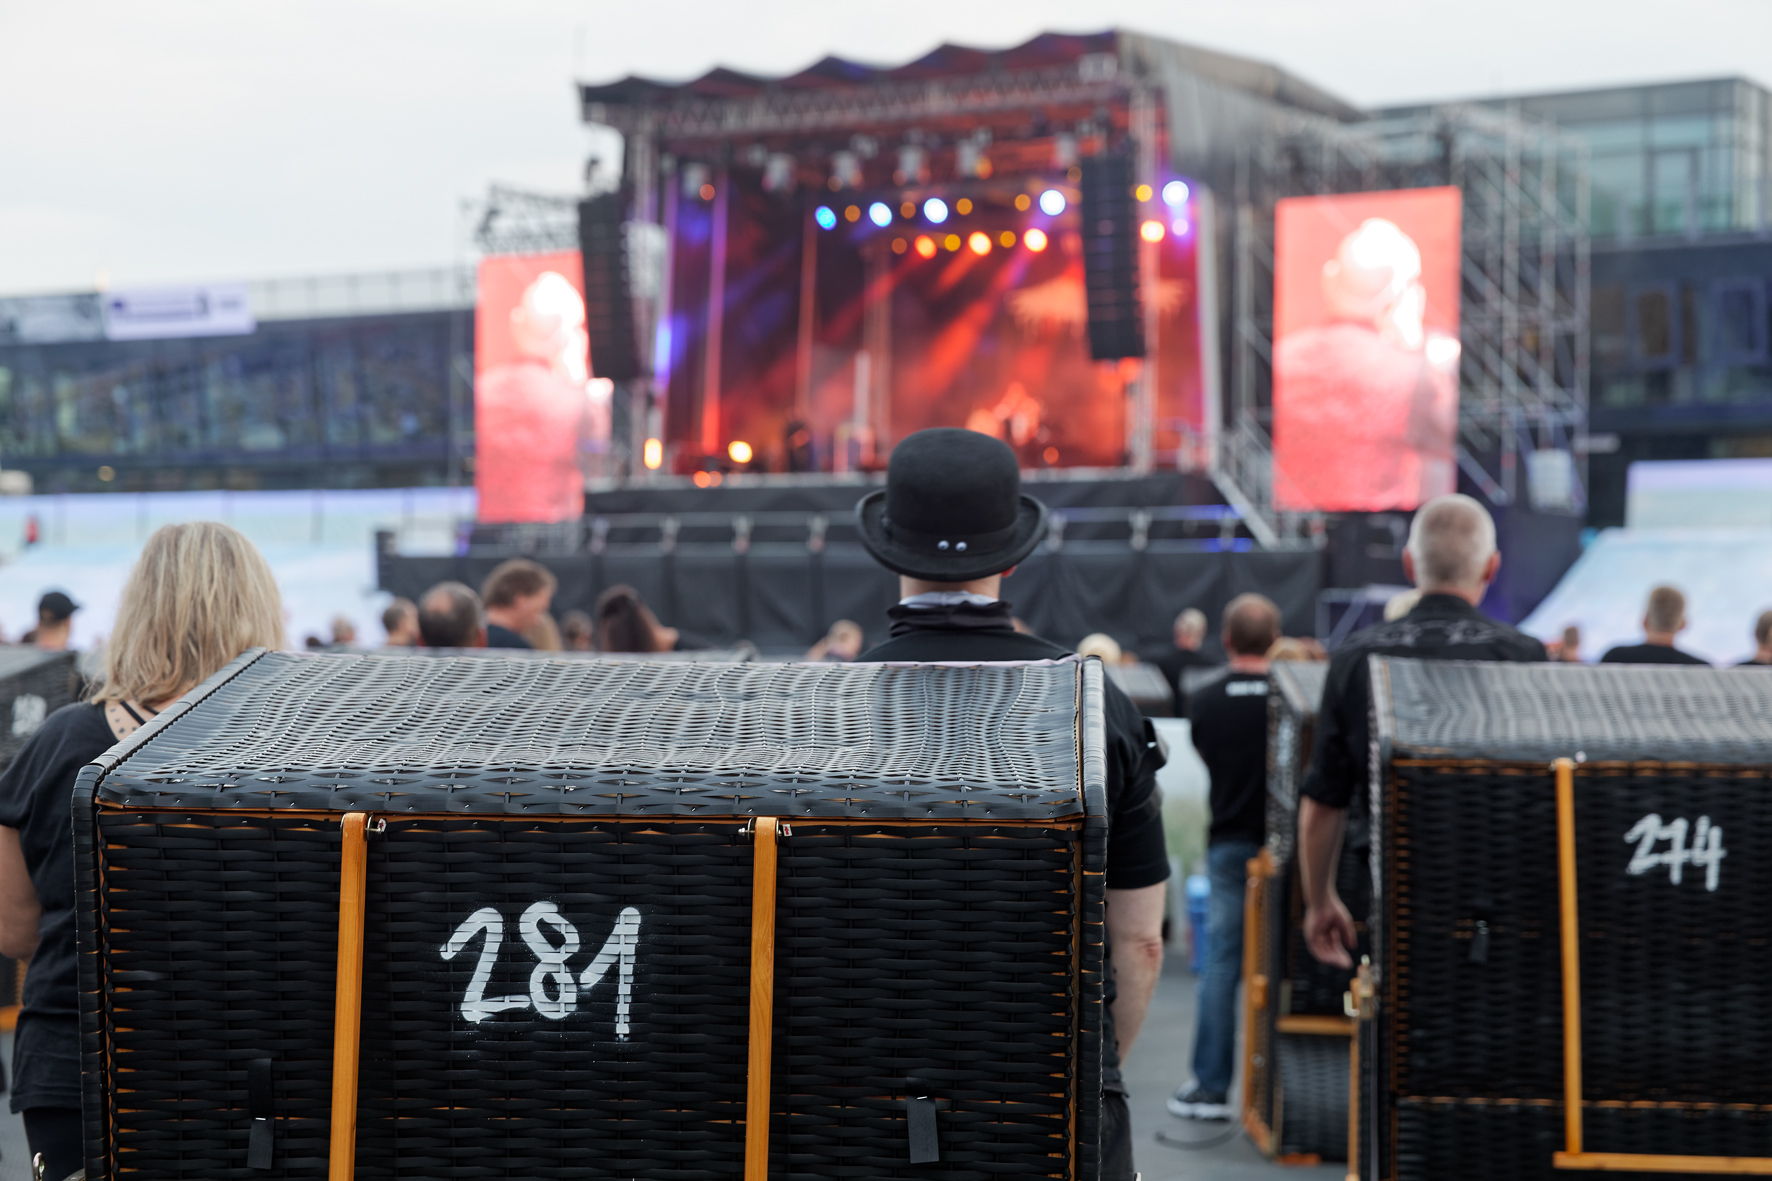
top-left (855, 428), bottom-right (1049, 583)
top-left (37, 590), bottom-right (80, 623)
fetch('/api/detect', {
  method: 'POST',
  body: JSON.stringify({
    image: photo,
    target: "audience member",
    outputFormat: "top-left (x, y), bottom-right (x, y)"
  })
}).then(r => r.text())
top-left (31, 591), bottom-right (79, 652)
top-left (1382, 588), bottom-right (1421, 622)
top-left (480, 559), bottom-right (557, 650)
top-left (1267, 636), bottom-right (1327, 663)
top-left (418, 582), bottom-right (486, 649)
top-left (851, 427), bottom-right (1167, 1181)
top-left (594, 585), bottom-right (682, 654)
top-left (1077, 632), bottom-right (1125, 664)
top-left (560, 609), bottom-right (594, 652)
top-left (806, 619), bottom-right (864, 662)
top-left (1171, 593), bottom-right (1283, 1123)
top-left (1299, 494), bottom-right (1547, 969)
top-left (1552, 623), bottom-right (1583, 663)
top-left (0, 522), bottom-right (284, 1180)
top-left (381, 598), bottom-right (420, 648)
top-left (1742, 610), bottom-right (1772, 667)
top-left (1601, 585), bottom-right (1708, 666)
top-left (330, 614), bottom-right (358, 648)
top-left (1152, 607), bottom-right (1213, 714)
top-left (521, 613), bottom-right (564, 652)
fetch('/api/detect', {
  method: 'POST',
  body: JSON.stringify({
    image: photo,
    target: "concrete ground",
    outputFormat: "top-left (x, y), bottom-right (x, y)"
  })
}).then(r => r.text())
top-left (1126, 960), bottom-right (1344, 1181)
top-left (0, 961), bottom-right (1341, 1181)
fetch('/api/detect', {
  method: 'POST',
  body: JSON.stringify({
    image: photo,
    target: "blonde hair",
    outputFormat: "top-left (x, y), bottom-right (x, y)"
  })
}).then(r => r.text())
top-left (1076, 633), bottom-right (1123, 663)
top-left (93, 522), bottom-right (284, 706)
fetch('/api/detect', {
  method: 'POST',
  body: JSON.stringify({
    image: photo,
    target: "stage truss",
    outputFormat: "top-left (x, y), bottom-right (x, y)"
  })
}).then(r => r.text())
top-left (1222, 104), bottom-right (1591, 544)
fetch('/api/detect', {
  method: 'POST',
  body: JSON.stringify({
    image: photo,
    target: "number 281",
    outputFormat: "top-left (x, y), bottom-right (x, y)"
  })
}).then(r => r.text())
top-left (440, 902), bottom-right (641, 1035)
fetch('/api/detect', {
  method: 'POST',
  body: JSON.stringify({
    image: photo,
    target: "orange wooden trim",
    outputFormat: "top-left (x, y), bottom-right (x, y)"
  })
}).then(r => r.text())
top-left (329, 812), bottom-right (371, 1181)
top-left (1243, 1107), bottom-right (1276, 1158)
top-left (1240, 849), bottom-right (1269, 1124)
top-left (1554, 758), bottom-right (1585, 1159)
top-left (1276, 1015), bottom-right (1356, 1037)
top-left (1347, 962), bottom-right (1374, 1181)
top-left (746, 818), bottom-right (782, 1181)
top-left (1555, 1152), bottom-right (1772, 1174)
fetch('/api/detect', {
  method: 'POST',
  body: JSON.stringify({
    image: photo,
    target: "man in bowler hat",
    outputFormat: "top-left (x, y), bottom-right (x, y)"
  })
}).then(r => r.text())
top-left (856, 427), bottom-right (1169, 1181)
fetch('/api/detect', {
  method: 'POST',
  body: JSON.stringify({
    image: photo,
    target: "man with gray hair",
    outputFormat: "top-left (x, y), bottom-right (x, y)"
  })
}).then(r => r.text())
top-left (1299, 494), bottom-right (1546, 968)
top-left (1152, 606), bottom-right (1214, 715)
top-left (1600, 585), bottom-right (1708, 666)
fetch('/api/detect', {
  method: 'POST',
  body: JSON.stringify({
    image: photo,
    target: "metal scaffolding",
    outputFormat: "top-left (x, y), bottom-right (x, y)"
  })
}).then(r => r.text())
top-left (1221, 104), bottom-right (1591, 543)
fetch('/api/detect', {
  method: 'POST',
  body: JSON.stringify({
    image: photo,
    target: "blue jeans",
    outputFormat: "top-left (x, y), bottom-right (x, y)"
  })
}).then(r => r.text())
top-left (1190, 838), bottom-right (1260, 1097)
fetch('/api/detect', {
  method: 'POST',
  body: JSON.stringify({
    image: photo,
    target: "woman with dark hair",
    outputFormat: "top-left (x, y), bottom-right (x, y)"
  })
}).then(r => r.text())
top-left (593, 584), bottom-right (690, 654)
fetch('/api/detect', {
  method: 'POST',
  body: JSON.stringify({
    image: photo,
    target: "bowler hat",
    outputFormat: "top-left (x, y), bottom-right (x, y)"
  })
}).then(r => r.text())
top-left (856, 428), bottom-right (1049, 582)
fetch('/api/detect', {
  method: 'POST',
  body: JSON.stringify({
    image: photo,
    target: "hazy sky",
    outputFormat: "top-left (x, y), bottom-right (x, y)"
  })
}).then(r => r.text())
top-left (4, 0), bottom-right (1770, 294)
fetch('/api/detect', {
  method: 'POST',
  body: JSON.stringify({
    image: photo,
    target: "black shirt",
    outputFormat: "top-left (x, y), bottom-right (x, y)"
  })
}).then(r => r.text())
top-left (1301, 593), bottom-right (1547, 811)
top-left (1189, 670), bottom-right (1270, 847)
top-left (1151, 646), bottom-right (1215, 715)
top-left (0, 702), bottom-right (118, 1111)
top-left (485, 623), bottom-right (532, 649)
top-left (1601, 642), bottom-right (1709, 666)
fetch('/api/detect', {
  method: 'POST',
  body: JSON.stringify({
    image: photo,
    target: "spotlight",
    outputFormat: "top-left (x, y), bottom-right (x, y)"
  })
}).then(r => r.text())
top-left (868, 202), bottom-right (892, 227)
top-left (1134, 183), bottom-right (1153, 202)
top-left (914, 235), bottom-right (937, 259)
top-left (924, 197), bottom-right (949, 224)
top-left (699, 183), bottom-right (716, 202)
top-left (1039, 189), bottom-right (1066, 216)
top-left (968, 232), bottom-right (991, 256)
top-left (1140, 219), bottom-right (1167, 243)
top-left (642, 438), bottom-right (664, 470)
top-left (999, 230), bottom-right (1017, 248)
top-left (1163, 180), bottom-right (1191, 206)
top-left (901, 200), bottom-right (918, 219)
top-left (943, 233), bottom-right (962, 252)
top-left (955, 197), bottom-right (974, 216)
top-left (814, 206), bottom-right (838, 231)
top-left (728, 440), bottom-right (754, 465)
top-left (1023, 227), bottom-right (1049, 252)
top-left (1014, 194), bottom-right (1032, 212)
top-left (844, 205), bottom-right (862, 223)
top-left (892, 237), bottom-right (908, 254)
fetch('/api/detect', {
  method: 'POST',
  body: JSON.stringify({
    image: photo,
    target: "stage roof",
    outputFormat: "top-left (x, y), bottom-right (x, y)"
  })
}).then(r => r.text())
top-left (579, 29), bottom-right (1360, 124)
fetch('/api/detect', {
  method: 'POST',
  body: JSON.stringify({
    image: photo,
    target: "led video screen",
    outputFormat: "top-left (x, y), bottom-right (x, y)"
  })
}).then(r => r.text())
top-left (474, 251), bottom-right (608, 523)
top-left (1272, 187), bottom-right (1461, 513)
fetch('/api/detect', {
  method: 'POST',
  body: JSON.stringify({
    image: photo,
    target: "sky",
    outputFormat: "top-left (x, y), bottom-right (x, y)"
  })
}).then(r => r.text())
top-left (3, 0), bottom-right (1770, 294)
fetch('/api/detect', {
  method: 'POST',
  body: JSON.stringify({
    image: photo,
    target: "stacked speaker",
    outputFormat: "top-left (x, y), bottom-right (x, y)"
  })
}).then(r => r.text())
top-left (577, 191), bottom-right (643, 383)
top-left (1363, 657), bottom-right (1772, 1180)
top-left (1079, 151), bottom-right (1144, 362)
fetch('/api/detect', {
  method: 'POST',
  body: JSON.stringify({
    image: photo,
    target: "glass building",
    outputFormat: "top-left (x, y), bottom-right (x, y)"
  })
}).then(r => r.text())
top-left (0, 268), bottom-right (472, 494)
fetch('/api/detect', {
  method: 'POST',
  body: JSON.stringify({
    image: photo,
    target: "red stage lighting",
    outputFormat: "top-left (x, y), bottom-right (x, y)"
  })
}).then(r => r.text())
top-left (1140, 219), bottom-right (1167, 243)
top-left (699, 183), bottom-right (716, 201)
top-left (914, 236), bottom-right (937, 259)
top-left (967, 232), bottom-right (991, 255)
top-left (1024, 228), bottom-right (1049, 252)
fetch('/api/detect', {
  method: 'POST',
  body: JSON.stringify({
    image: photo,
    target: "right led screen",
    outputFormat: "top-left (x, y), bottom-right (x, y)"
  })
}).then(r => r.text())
top-left (1272, 186), bottom-right (1461, 512)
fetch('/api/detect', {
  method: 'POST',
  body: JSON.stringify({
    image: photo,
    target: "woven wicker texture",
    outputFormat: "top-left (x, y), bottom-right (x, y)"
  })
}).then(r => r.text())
top-left (1367, 658), bottom-right (1772, 1178)
top-left (1274, 1033), bottom-right (1348, 1161)
top-left (0, 647), bottom-right (78, 771)
top-left (93, 650), bottom-right (1090, 820)
top-left (1262, 661), bottom-right (1327, 865)
top-left (77, 651), bottom-right (1107, 1180)
top-left (1375, 658), bottom-right (1772, 765)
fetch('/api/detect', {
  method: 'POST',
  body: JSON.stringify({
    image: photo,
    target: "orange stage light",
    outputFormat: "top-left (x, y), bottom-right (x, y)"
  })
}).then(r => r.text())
top-left (844, 205), bottom-right (861, 223)
top-left (901, 201), bottom-right (917, 219)
top-left (1140, 219), bottom-right (1167, 243)
top-left (1134, 183), bottom-right (1153, 202)
top-left (699, 183), bottom-right (716, 201)
top-left (943, 233), bottom-right (962, 252)
top-left (914, 236), bottom-right (937, 259)
top-left (1023, 227), bottom-right (1049, 252)
top-left (999, 230), bottom-right (1017, 248)
top-left (967, 232), bottom-right (991, 256)
top-left (1014, 194), bottom-right (1032, 212)
top-left (955, 198), bottom-right (974, 216)
top-left (727, 440), bottom-right (754, 465)
top-left (891, 238), bottom-right (908, 254)
top-left (642, 438), bottom-right (663, 470)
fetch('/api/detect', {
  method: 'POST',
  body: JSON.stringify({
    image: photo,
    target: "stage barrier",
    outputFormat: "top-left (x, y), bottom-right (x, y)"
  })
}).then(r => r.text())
top-left (76, 651), bottom-right (1110, 1181)
top-left (1362, 658), bottom-right (1772, 1180)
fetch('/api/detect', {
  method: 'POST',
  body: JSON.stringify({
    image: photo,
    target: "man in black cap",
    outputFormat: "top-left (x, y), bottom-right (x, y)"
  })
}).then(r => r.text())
top-left (31, 591), bottom-right (79, 652)
top-left (856, 427), bottom-right (1169, 1181)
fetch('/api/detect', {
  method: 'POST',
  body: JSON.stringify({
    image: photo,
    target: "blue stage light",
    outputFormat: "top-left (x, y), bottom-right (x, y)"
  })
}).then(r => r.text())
top-left (868, 202), bottom-right (892, 227)
top-left (1038, 189), bottom-right (1066, 216)
top-left (814, 206), bottom-right (838, 231)
top-left (923, 197), bottom-right (949, 224)
top-left (1163, 180), bottom-right (1191, 207)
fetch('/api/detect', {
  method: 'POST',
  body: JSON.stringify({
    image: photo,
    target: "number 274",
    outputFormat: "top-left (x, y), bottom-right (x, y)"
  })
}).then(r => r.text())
top-left (440, 902), bottom-right (642, 1035)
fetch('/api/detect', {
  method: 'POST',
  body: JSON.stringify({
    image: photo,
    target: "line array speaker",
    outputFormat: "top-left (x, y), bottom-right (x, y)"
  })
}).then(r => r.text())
top-left (577, 192), bottom-right (643, 383)
top-left (1080, 151), bottom-right (1145, 361)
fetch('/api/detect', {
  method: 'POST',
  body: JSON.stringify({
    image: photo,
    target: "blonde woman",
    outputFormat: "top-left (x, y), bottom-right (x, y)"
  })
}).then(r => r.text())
top-left (0, 523), bottom-right (282, 1178)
